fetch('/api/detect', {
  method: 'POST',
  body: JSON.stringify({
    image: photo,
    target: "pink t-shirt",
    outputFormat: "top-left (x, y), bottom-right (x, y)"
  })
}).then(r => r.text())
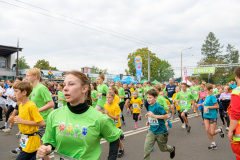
top-left (199, 91), bottom-right (207, 100)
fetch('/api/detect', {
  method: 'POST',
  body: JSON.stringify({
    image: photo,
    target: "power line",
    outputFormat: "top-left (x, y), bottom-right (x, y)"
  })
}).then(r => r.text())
top-left (0, 0), bottom-right (180, 55)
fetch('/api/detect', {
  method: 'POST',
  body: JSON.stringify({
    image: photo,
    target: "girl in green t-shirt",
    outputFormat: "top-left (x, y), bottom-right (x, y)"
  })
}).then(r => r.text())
top-left (96, 74), bottom-right (109, 111)
top-left (57, 83), bottom-right (67, 108)
top-left (90, 83), bottom-right (98, 108)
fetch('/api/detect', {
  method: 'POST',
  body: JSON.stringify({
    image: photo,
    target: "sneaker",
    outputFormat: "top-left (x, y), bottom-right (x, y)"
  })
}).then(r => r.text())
top-left (168, 120), bottom-right (172, 128)
top-left (226, 127), bottom-right (229, 131)
top-left (3, 128), bottom-right (11, 133)
top-left (16, 131), bottom-right (21, 136)
top-left (187, 126), bottom-right (191, 133)
top-left (120, 134), bottom-right (124, 140)
top-left (121, 122), bottom-right (126, 125)
top-left (117, 149), bottom-right (124, 158)
top-left (151, 147), bottom-right (154, 152)
top-left (222, 123), bottom-right (225, 126)
top-left (218, 126), bottom-right (224, 138)
top-left (170, 146), bottom-right (175, 159)
top-left (11, 147), bottom-right (21, 155)
top-left (202, 121), bottom-right (204, 125)
top-left (139, 115), bottom-right (142, 121)
top-left (182, 123), bottom-right (185, 128)
top-left (133, 128), bottom-right (137, 130)
top-left (0, 126), bottom-right (6, 131)
top-left (207, 144), bottom-right (218, 150)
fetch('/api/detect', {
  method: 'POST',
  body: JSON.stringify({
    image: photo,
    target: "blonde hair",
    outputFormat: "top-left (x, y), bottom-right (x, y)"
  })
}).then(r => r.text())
top-left (224, 86), bottom-right (231, 92)
top-left (98, 74), bottom-right (105, 81)
top-left (107, 91), bottom-right (115, 98)
top-left (26, 68), bottom-right (41, 80)
top-left (154, 84), bottom-right (161, 92)
top-left (109, 85), bottom-right (119, 95)
top-left (206, 83), bottom-right (214, 95)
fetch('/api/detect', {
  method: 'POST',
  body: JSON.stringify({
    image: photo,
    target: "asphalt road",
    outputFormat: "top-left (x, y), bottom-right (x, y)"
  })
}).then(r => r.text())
top-left (0, 108), bottom-right (236, 160)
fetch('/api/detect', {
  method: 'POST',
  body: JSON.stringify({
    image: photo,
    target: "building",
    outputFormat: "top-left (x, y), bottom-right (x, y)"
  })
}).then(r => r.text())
top-left (0, 44), bottom-right (23, 80)
top-left (81, 67), bottom-right (92, 74)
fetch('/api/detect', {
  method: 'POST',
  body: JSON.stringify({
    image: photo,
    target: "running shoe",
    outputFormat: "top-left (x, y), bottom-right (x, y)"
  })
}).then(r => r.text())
top-left (151, 147), bottom-right (154, 152)
top-left (207, 144), bottom-right (217, 150)
top-left (3, 128), bottom-right (11, 133)
top-left (182, 123), bottom-right (185, 128)
top-left (222, 123), bottom-right (225, 126)
top-left (121, 122), bottom-right (126, 125)
top-left (226, 127), bottom-right (229, 131)
top-left (16, 131), bottom-right (21, 136)
top-left (218, 126), bottom-right (224, 138)
top-left (167, 120), bottom-right (172, 128)
top-left (170, 146), bottom-right (175, 159)
top-left (187, 126), bottom-right (191, 133)
top-left (117, 149), bottom-right (124, 158)
top-left (133, 128), bottom-right (137, 130)
top-left (11, 147), bottom-right (21, 155)
top-left (139, 115), bottom-right (142, 121)
top-left (202, 121), bottom-right (204, 125)
top-left (0, 126), bottom-right (6, 131)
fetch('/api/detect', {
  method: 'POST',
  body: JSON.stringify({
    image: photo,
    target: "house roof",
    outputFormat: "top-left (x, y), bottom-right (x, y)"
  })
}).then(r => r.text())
top-left (0, 45), bottom-right (23, 57)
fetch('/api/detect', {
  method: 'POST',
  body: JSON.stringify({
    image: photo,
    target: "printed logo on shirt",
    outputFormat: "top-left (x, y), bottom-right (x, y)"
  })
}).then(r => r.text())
top-left (180, 95), bottom-right (188, 98)
top-left (58, 122), bottom-right (88, 139)
top-left (33, 93), bottom-right (35, 97)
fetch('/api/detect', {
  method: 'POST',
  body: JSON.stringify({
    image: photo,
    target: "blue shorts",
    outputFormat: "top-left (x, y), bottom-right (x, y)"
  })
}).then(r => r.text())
top-left (198, 99), bottom-right (204, 110)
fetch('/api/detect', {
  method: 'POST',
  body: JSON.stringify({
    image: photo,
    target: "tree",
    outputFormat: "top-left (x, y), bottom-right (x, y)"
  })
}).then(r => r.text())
top-left (198, 32), bottom-right (224, 83)
top-left (15, 56), bottom-right (30, 69)
top-left (225, 44), bottom-right (239, 72)
top-left (91, 66), bottom-right (108, 74)
top-left (125, 69), bottom-right (130, 75)
top-left (33, 59), bottom-right (58, 71)
top-left (127, 47), bottom-right (174, 81)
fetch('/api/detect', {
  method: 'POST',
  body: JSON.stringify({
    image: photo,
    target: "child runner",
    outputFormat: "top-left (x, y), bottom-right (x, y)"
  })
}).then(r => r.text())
top-left (190, 81), bottom-right (201, 114)
top-left (116, 81), bottom-right (126, 125)
top-left (103, 91), bottom-right (124, 158)
top-left (13, 81), bottom-right (45, 160)
top-left (96, 74), bottom-right (108, 111)
top-left (37, 71), bottom-right (122, 160)
top-left (176, 83), bottom-right (195, 133)
top-left (197, 83), bottom-right (207, 124)
top-left (109, 85), bottom-right (120, 105)
top-left (216, 88), bottom-right (225, 126)
top-left (90, 82), bottom-right (98, 108)
top-left (144, 89), bottom-right (175, 160)
top-left (123, 83), bottom-right (131, 115)
top-left (172, 86), bottom-right (184, 128)
top-left (130, 91), bottom-right (142, 130)
top-left (219, 86), bottom-right (231, 131)
top-left (57, 83), bottom-right (67, 108)
top-left (203, 83), bottom-right (224, 150)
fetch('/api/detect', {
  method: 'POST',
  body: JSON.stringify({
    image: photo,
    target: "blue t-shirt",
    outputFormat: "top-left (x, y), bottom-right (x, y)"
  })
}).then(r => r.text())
top-left (166, 84), bottom-right (176, 98)
top-left (148, 103), bottom-right (167, 134)
top-left (229, 84), bottom-right (237, 89)
top-left (203, 95), bottom-right (218, 119)
top-left (216, 94), bottom-right (223, 110)
top-left (124, 89), bottom-right (131, 99)
top-left (4, 83), bottom-right (9, 89)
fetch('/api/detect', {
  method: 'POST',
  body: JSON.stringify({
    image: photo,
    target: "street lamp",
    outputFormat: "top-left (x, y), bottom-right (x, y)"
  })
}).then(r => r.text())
top-left (181, 47), bottom-right (192, 83)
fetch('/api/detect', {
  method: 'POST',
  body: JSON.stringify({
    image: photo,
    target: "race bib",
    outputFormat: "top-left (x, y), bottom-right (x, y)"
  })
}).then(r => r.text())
top-left (98, 94), bottom-right (102, 100)
top-left (192, 91), bottom-right (197, 94)
top-left (133, 103), bottom-right (139, 108)
top-left (58, 103), bottom-right (63, 108)
top-left (148, 116), bottom-right (159, 125)
top-left (204, 105), bottom-right (209, 113)
top-left (119, 98), bottom-right (121, 103)
top-left (7, 97), bottom-right (12, 102)
top-left (20, 134), bottom-right (29, 149)
top-left (125, 94), bottom-right (128, 98)
top-left (180, 100), bottom-right (187, 105)
top-left (54, 152), bottom-right (78, 160)
top-left (138, 93), bottom-right (142, 96)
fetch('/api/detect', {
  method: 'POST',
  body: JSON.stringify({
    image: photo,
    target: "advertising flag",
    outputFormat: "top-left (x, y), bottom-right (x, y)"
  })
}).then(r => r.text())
top-left (134, 56), bottom-right (142, 83)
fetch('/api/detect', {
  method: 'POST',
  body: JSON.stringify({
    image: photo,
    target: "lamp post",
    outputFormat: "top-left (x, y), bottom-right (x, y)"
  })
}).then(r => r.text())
top-left (181, 47), bottom-right (192, 83)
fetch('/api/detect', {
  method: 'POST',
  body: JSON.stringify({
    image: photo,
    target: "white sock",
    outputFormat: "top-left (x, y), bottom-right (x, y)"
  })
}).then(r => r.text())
top-left (212, 142), bottom-right (216, 146)
top-left (218, 129), bottom-right (222, 133)
top-left (4, 122), bottom-right (7, 127)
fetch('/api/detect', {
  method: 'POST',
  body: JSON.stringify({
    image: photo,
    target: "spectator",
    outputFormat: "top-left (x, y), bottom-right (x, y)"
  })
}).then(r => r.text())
top-left (229, 81), bottom-right (237, 89)
top-left (48, 69), bottom-right (53, 79)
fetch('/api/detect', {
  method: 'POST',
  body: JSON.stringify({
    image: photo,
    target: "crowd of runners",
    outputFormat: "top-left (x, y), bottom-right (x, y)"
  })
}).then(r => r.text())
top-left (0, 67), bottom-right (240, 160)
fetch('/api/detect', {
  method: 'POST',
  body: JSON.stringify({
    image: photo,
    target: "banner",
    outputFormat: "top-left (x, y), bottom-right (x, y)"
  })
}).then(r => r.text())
top-left (134, 56), bottom-right (142, 83)
top-left (194, 67), bottom-right (215, 74)
top-left (183, 67), bottom-right (187, 83)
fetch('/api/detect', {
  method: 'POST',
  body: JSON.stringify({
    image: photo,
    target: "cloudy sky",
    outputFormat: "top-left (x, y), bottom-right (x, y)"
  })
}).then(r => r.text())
top-left (0, 0), bottom-right (239, 78)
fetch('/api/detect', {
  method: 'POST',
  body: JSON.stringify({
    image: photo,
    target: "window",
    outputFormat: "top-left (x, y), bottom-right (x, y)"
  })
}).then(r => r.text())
top-left (0, 60), bottom-right (6, 68)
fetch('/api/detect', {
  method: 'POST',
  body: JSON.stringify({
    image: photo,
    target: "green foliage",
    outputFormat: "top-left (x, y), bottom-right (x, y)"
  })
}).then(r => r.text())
top-left (15, 56), bottom-right (30, 69)
top-left (33, 59), bottom-right (58, 71)
top-left (91, 66), bottom-right (108, 74)
top-left (225, 44), bottom-right (239, 72)
top-left (127, 47), bottom-right (174, 82)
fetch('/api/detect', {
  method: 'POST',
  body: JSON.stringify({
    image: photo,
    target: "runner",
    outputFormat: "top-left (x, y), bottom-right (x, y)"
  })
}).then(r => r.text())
top-left (143, 89), bottom-right (175, 160)
top-left (37, 71), bottom-right (123, 160)
top-left (103, 91), bottom-right (124, 158)
top-left (229, 80), bottom-right (237, 89)
top-left (197, 83), bottom-right (207, 124)
top-left (203, 83), bottom-right (224, 150)
top-left (57, 83), bottom-right (67, 109)
top-left (109, 85), bottom-right (120, 105)
top-left (216, 88), bottom-right (225, 126)
top-left (123, 83), bottom-right (131, 115)
top-left (166, 78), bottom-right (176, 120)
top-left (13, 81), bottom-right (45, 160)
top-left (175, 83), bottom-right (195, 133)
top-left (130, 91), bottom-right (143, 130)
top-left (172, 86), bottom-right (184, 128)
top-left (219, 86), bottom-right (231, 131)
top-left (190, 80), bottom-right (201, 114)
top-left (90, 82), bottom-right (98, 108)
top-left (96, 74), bottom-right (109, 111)
top-left (144, 82), bottom-right (154, 111)
top-left (116, 81), bottom-right (126, 125)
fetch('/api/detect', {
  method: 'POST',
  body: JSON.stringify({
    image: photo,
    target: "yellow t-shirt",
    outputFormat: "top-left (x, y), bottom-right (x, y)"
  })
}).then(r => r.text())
top-left (18, 101), bottom-right (44, 153)
top-left (164, 98), bottom-right (170, 113)
top-left (130, 98), bottom-right (143, 114)
top-left (104, 102), bottom-right (121, 128)
top-left (130, 88), bottom-right (135, 93)
top-left (113, 94), bottom-right (120, 104)
top-left (172, 93), bottom-right (180, 111)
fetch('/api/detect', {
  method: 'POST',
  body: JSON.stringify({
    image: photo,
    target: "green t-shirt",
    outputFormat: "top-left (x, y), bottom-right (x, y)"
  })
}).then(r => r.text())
top-left (91, 90), bottom-right (98, 107)
top-left (213, 89), bottom-right (219, 95)
top-left (157, 95), bottom-right (169, 110)
top-left (57, 91), bottom-right (67, 108)
top-left (136, 88), bottom-right (143, 99)
top-left (190, 86), bottom-right (201, 100)
top-left (144, 86), bottom-right (154, 99)
top-left (176, 91), bottom-right (194, 112)
top-left (29, 83), bottom-right (52, 123)
top-left (117, 87), bottom-right (125, 103)
top-left (97, 84), bottom-right (109, 108)
top-left (42, 106), bottom-right (123, 160)
top-left (163, 88), bottom-right (166, 96)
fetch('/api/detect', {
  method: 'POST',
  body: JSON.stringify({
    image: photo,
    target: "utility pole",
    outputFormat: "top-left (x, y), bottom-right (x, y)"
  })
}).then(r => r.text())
top-left (16, 38), bottom-right (19, 77)
top-left (148, 50), bottom-right (150, 81)
top-left (180, 47), bottom-right (192, 83)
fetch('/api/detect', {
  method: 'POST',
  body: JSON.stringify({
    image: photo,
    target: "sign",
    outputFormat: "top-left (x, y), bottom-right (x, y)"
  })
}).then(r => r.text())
top-left (194, 67), bottom-right (215, 74)
top-left (134, 56), bottom-right (142, 83)
top-left (183, 67), bottom-right (187, 83)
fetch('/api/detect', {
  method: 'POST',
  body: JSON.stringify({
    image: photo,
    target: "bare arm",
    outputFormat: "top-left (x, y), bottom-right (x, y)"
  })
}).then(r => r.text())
top-left (14, 116), bottom-right (45, 127)
top-left (207, 103), bottom-right (219, 109)
top-left (154, 114), bottom-right (169, 119)
top-left (39, 101), bottom-right (54, 112)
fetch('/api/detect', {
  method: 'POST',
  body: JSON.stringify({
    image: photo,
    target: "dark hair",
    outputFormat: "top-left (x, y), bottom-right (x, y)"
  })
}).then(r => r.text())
top-left (91, 82), bottom-right (97, 90)
top-left (66, 71), bottom-right (92, 106)
top-left (9, 80), bottom-right (14, 83)
top-left (98, 74), bottom-right (105, 81)
top-left (110, 84), bottom-right (119, 95)
top-left (146, 89), bottom-right (158, 97)
top-left (181, 83), bottom-right (187, 87)
top-left (234, 67), bottom-right (240, 79)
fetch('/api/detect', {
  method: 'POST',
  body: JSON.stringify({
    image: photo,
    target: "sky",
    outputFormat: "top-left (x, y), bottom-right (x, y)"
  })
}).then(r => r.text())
top-left (0, 0), bottom-right (239, 78)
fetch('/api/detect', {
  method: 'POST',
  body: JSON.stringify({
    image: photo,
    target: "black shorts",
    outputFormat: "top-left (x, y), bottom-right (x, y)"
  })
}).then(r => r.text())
top-left (16, 151), bottom-right (37, 160)
top-left (133, 113), bottom-right (139, 122)
top-left (179, 110), bottom-right (188, 117)
top-left (204, 118), bottom-right (217, 124)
